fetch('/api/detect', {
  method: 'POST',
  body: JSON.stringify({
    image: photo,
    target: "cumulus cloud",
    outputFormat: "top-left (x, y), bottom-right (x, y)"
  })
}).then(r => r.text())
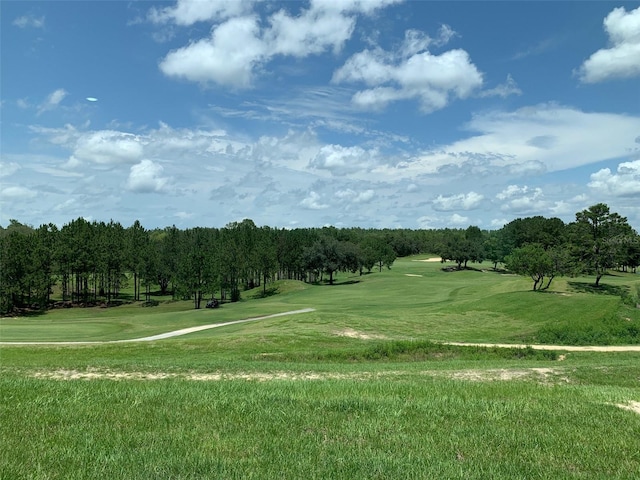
top-left (332, 25), bottom-right (483, 112)
top-left (450, 213), bottom-right (469, 225)
top-left (300, 191), bottom-right (329, 210)
top-left (160, 16), bottom-right (265, 89)
top-left (126, 160), bottom-right (170, 193)
top-left (309, 144), bottom-right (378, 175)
top-left (588, 159), bottom-right (640, 196)
top-left (336, 188), bottom-right (375, 203)
top-left (496, 184), bottom-right (548, 214)
top-left (37, 89), bottom-right (67, 115)
top-left (157, 0), bottom-right (398, 88)
top-left (148, 0), bottom-right (253, 25)
top-left (578, 6), bottom-right (640, 83)
top-left (13, 15), bottom-right (45, 28)
top-left (432, 191), bottom-right (484, 211)
top-left (490, 218), bottom-right (509, 228)
top-left (74, 131), bottom-right (144, 165)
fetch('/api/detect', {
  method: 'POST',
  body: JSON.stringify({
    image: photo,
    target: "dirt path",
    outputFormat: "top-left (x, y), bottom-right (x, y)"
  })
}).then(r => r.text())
top-left (0, 308), bottom-right (315, 345)
top-left (443, 342), bottom-right (640, 352)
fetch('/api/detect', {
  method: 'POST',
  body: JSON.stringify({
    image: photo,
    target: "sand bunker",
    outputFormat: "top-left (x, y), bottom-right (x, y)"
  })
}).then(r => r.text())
top-left (405, 274), bottom-right (423, 277)
top-left (413, 257), bottom-right (442, 262)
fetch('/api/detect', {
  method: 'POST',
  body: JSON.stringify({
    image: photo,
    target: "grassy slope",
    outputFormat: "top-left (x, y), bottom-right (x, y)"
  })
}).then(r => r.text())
top-left (1, 257), bottom-right (639, 479)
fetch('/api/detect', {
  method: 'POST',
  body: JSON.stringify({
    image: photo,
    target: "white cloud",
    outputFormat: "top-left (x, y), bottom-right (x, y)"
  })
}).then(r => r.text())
top-left (13, 15), bottom-right (44, 28)
top-left (300, 191), bottom-right (329, 209)
top-left (1, 186), bottom-right (37, 199)
top-left (450, 213), bottom-right (469, 225)
top-left (0, 162), bottom-right (20, 177)
top-left (148, 0), bottom-right (253, 25)
top-left (432, 192), bottom-right (484, 211)
top-left (478, 74), bottom-right (522, 98)
top-left (578, 6), bottom-right (640, 83)
top-left (372, 104), bottom-right (640, 181)
top-left (310, 144), bottom-right (378, 175)
top-left (588, 159), bottom-right (640, 196)
top-left (332, 26), bottom-right (483, 112)
top-left (37, 89), bottom-right (67, 115)
top-left (159, 16), bottom-right (265, 88)
top-left (265, 5), bottom-right (356, 57)
top-left (496, 184), bottom-right (548, 214)
top-left (157, 0), bottom-right (400, 88)
top-left (126, 160), bottom-right (170, 193)
top-left (490, 218), bottom-right (508, 228)
top-left (74, 130), bottom-right (144, 165)
top-left (336, 188), bottom-right (375, 203)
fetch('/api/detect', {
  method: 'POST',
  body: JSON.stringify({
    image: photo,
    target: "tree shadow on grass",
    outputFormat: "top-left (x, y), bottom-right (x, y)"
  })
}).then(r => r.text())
top-left (567, 281), bottom-right (629, 297)
top-left (314, 279), bottom-right (361, 286)
top-left (7, 308), bottom-right (47, 318)
top-left (251, 287), bottom-right (280, 299)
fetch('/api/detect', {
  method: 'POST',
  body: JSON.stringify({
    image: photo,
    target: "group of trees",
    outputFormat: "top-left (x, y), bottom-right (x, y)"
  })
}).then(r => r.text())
top-left (1, 203), bottom-right (638, 314)
top-left (0, 219), bottom-right (397, 314)
top-left (434, 203), bottom-right (639, 291)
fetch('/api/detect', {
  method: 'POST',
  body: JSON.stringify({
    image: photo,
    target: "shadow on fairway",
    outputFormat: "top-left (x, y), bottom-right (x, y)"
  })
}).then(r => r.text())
top-left (568, 281), bottom-right (629, 297)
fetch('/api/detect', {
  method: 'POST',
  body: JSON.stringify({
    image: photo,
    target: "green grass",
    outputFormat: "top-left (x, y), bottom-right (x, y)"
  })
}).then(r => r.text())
top-left (1, 257), bottom-right (639, 478)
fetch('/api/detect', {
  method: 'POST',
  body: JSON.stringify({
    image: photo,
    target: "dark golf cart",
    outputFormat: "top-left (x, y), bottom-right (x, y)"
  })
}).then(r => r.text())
top-left (206, 298), bottom-right (220, 309)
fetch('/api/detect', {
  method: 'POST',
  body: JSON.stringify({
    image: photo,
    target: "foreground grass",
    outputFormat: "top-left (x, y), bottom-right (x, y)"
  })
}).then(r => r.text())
top-left (1, 366), bottom-right (639, 479)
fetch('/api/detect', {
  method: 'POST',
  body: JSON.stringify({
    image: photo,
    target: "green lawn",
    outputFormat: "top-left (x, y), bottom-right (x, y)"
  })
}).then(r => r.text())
top-left (1, 257), bottom-right (639, 479)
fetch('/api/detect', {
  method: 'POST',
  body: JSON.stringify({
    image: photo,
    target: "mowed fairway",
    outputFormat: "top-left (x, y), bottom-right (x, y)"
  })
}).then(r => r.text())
top-left (1, 257), bottom-right (640, 479)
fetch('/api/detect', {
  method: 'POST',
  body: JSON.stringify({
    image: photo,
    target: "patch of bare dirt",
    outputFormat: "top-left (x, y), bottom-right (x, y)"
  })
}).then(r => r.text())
top-left (616, 401), bottom-right (640, 415)
top-left (28, 368), bottom-right (377, 382)
top-left (24, 366), bottom-right (575, 384)
top-left (333, 328), bottom-right (387, 340)
top-left (440, 367), bottom-right (570, 383)
top-left (443, 342), bottom-right (640, 352)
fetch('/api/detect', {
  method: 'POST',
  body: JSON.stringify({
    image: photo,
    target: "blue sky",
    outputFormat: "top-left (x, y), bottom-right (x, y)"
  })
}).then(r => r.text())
top-left (1, 0), bottom-right (639, 231)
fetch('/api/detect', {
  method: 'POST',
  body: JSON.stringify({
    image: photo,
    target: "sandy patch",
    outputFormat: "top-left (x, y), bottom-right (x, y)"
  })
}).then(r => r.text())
top-left (28, 368), bottom-right (376, 382)
top-left (442, 367), bottom-right (569, 383)
top-left (334, 328), bottom-right (387, 340)
top-left (405, 274), bottom-right (423, 277)
top-left (413, 257), bottom-right (442, 262)
top-left (443, 342), bottom-right (640, 352)
top-left (24, 367), bottom-right (572, 384)
top-left (616, 401), bottom-right (640, 415)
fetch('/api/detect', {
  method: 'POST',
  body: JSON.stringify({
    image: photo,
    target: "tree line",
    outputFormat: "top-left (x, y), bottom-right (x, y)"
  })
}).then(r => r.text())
top-left (1, 203), bottom-right (638, 314)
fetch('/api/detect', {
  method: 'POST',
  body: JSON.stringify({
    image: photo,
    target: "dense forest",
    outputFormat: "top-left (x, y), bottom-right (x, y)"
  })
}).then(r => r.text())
top-left (1, 203), bottom-right (639, 315)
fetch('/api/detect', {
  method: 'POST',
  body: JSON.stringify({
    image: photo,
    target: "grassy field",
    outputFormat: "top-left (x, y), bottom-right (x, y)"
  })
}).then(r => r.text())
top-left (1, 257), bottom-right (639, 478)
